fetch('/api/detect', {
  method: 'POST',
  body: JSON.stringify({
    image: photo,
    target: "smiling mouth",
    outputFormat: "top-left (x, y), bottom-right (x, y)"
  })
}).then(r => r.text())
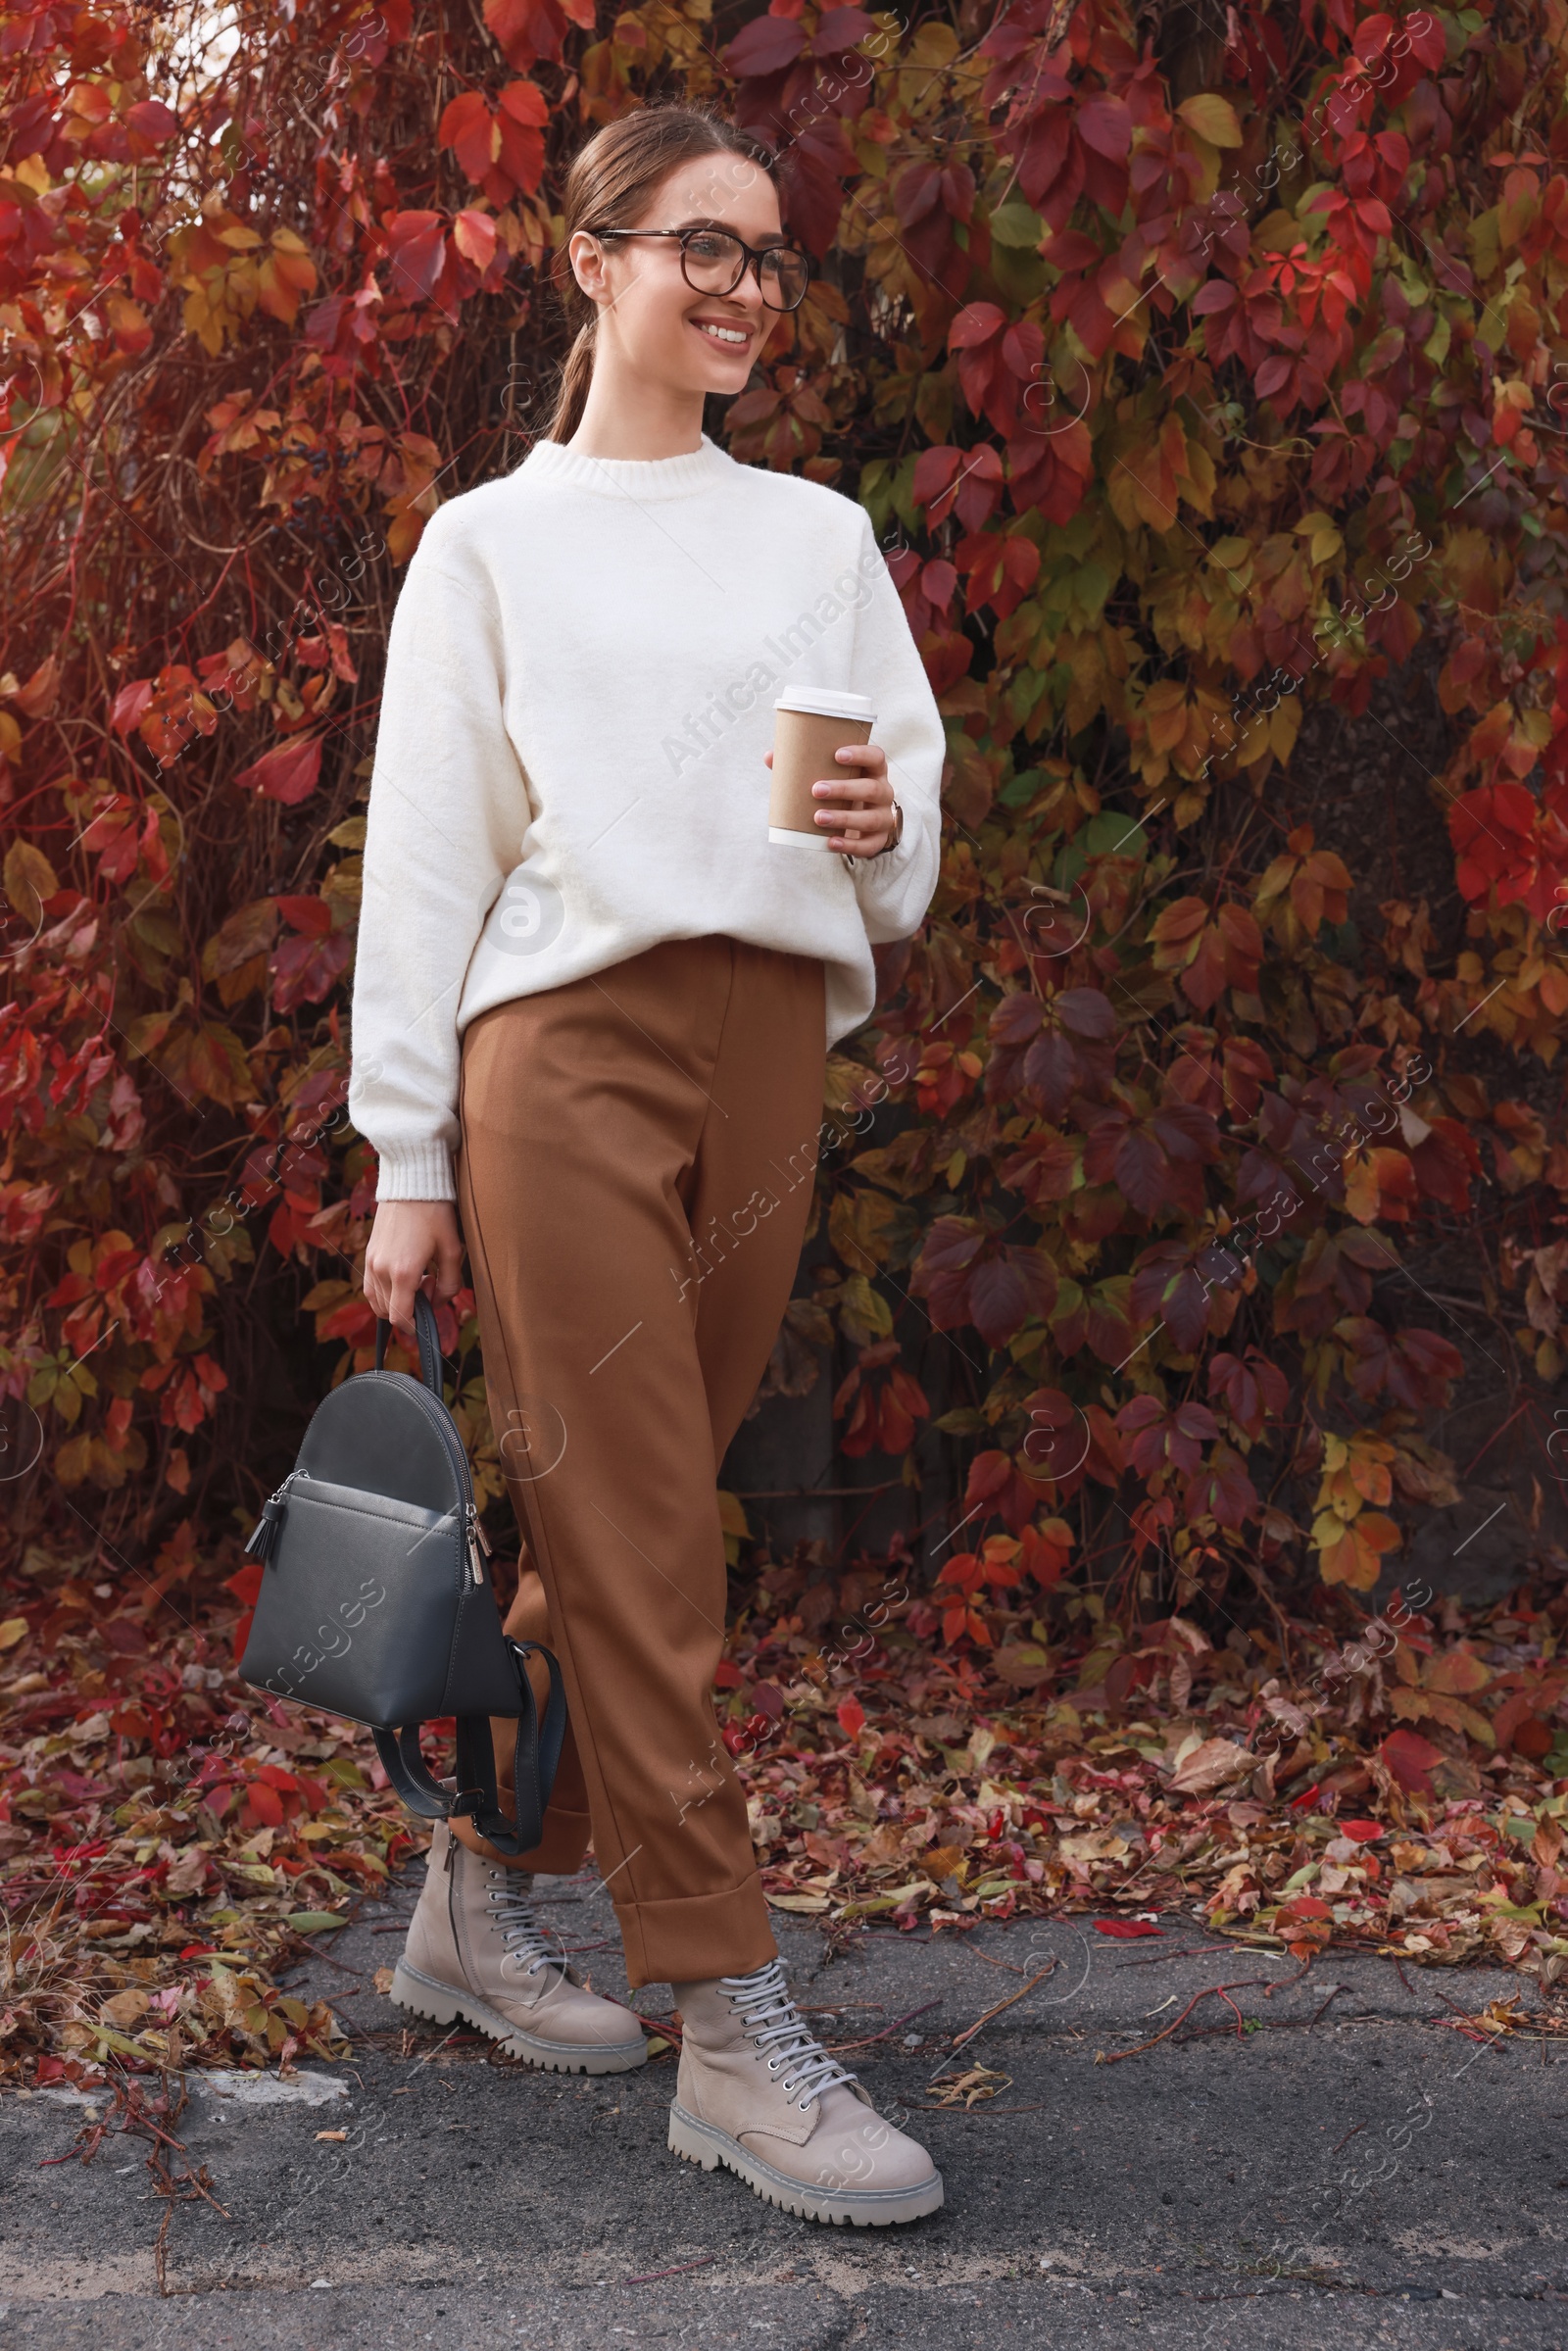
top-left (690, 318), bottom-right (751, 348)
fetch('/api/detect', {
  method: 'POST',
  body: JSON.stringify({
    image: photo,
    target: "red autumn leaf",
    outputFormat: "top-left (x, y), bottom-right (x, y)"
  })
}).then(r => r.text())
top-left (384, 210), bottom-right (448, 303)
top-left (1183, 1442), bottom-right (1257, 1532)
top-left (1337, 1318), bottom-right (1463, 1410)
top-left (1404, 12), bottom-right (1446, 66)
top-left (913, 1223), bottom-right (1060, 1347)
top-left (814, 6), bottom-right (878, 57)
top-left (967, 1246), bottom-right (1058, 1347)
top-left (1379, 1727), bottom-right (1444, 1794)
top-left (1082, 1279), bottom-right (1136, 1365)
top-left (910, 1215), bottom-right (986, 1327)
top-left (484, 0), bottom-right (576, 71)
top-left (439, 91), bottom-right (497, 181)
top-left (961, 1448), bottom-right (1053, 1535)
top-left (1115, 1126), bottom-right (1170, 1215)
top-left (949, 300), bottom-right (1007, 351)
top-left (111, 679), bottom-right (156, 738)
top-left (1093, 1918), bottom-right (1162, 1938)
top-left (496, 80), bottom-right (549, 194)
top-left (125, 99), bottom-right (179, 145)
top-left (1074, 95), bottom-right (1133, 159)
top-left (1022, 1031), bottom-right (1082, 1120)
top-left (725, 12), bottom-right (808, 75)
top-left (1407, 1117), bottom-right (1483, 1213)
top-left (274, 894), bottom-right (333, 937)
top-left (912, 445), bottom-right (963, 514)
top-left (1151, 898), bottom-right (1263, 1010)
top-left (234, 735), bottom-right (322, 805)
top-left (836, 1694), bottom-right (866, 1739)
top-left (271, 929), bottom-right (353, 1013)
top-left (1054, 986), bottom-right (1117, 1040)
top-left (1448, 781), bottom-right (1546, 911)
top-left (1207, 1348), bottom-right (1290, 1440)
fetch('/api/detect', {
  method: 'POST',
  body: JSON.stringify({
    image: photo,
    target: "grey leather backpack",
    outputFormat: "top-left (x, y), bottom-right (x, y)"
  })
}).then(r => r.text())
top-left (238, 1290), bottom-right (564, 1856)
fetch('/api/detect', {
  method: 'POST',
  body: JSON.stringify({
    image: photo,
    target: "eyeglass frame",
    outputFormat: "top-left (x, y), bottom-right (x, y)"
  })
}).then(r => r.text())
top-left (582, 224), bottom-right (812, 313)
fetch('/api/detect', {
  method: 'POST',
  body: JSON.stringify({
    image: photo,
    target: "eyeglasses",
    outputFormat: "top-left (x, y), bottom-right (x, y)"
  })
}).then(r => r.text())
top-left (586, 225), bottom-right (811, 314)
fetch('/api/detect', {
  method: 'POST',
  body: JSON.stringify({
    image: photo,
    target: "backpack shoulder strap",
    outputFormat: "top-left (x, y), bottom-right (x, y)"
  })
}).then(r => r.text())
top-left (371, 1639), bottom-right (567, 1859)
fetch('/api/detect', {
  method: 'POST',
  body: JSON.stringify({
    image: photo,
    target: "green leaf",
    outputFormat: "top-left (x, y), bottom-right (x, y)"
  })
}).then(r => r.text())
top-left (995, 1642), bottom-right (1052, 1685)
top-left (1081, 809), bottom-right (1149, 861)
top-left (839, 1270), bottom-right (894, 1345)
top-left (93, 2026), bottom-right (152, 2057)
top-left (989, 202), bottom-right (1046, 248)
top-left (286, 1909), bottom-right (349, 1933)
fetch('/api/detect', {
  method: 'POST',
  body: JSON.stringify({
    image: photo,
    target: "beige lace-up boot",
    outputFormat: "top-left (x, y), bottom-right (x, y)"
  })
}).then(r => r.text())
top-left (667, 1957), bottom-right (943, 2224)
top-left (391, 1819), bottom-right (647, 2074)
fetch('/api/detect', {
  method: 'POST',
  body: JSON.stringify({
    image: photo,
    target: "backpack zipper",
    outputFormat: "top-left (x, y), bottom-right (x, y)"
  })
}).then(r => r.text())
top-left (371, 1368), bottom-right (471, 1494)
top-left (265, 1369), bottom-right (488, 1590)
top-left (364, 1367), bottom-right (487, 1591)
top-left (464, 1500), bottom-right (492, 1588)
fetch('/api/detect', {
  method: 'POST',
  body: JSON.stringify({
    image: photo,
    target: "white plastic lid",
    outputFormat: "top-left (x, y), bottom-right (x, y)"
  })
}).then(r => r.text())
top-left (774, 686), bottom-right (875, 722)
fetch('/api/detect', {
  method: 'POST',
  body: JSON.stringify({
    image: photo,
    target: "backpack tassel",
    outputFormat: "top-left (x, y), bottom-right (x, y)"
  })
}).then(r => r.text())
top-left (244, 1472), bottom-right (300, 1563)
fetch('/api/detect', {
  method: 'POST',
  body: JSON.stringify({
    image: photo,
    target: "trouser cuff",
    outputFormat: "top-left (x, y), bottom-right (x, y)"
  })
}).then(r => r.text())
top-left (614, 1875), bottom-right (778, 1990)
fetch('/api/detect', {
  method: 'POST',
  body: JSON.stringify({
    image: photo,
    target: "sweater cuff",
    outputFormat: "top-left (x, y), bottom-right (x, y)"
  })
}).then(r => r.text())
top-left (853, 824), bottom-right (910, 873)
top-left (371, 1141), bottom-right (457, 1203)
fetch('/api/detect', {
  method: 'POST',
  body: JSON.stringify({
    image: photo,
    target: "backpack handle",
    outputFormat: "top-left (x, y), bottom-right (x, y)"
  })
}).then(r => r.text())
top-left (373, 1286), bottom-right (444, 1397)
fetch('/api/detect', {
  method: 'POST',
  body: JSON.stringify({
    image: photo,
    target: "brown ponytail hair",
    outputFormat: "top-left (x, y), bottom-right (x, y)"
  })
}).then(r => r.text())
top-left (543, 104), bottom-right (778, 447)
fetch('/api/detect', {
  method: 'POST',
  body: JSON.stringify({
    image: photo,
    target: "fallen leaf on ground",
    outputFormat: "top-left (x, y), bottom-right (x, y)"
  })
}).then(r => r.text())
top-left (1168, 1739), bottom-right (1255, 1795)
top-left (928, 2063), bottom-right (1010, 2108)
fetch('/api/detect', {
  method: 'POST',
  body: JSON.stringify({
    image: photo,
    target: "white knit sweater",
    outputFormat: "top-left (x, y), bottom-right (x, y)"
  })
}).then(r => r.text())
top-left (348, 431), bottom-right (947, 1201)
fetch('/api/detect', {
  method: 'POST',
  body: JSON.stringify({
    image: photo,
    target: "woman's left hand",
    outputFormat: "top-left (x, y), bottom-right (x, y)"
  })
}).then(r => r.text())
top-left (808, 743), bottom-right (893, 856)
top-left (811, 743), bottom-right (897, 858)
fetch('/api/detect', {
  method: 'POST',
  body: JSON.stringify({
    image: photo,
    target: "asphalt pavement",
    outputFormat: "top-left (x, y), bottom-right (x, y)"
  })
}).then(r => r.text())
top-left (5, 1859), bottom-right (1567, 2348)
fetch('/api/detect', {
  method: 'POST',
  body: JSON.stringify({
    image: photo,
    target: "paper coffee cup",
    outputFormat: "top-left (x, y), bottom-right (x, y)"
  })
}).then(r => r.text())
top-left (769, 688), bottom-right (876, 848)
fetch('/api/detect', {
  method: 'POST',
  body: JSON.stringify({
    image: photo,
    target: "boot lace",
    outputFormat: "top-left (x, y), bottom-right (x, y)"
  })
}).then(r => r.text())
top-left (719, 1957), bottom-right (858, 2112)
top-left (485, 1871), bottom-right (569, 1981)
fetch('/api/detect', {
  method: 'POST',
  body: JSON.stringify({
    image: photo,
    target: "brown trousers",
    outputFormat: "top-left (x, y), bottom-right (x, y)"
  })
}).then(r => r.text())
top-left (454, 935), bottom-right (827, 1988)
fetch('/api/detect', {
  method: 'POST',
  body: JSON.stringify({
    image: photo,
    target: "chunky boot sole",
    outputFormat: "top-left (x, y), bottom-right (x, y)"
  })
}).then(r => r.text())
top-left (390, 1959), bottom-right (648, 2075)
top-left (667, 2100), bottom-right (943, 2226)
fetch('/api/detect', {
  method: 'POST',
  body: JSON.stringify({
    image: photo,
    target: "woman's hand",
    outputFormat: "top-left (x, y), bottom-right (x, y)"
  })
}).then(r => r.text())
top-left (363, 1200), bottom-right (464, 1337)
top-left (763, 744), bottom-right (899, 858)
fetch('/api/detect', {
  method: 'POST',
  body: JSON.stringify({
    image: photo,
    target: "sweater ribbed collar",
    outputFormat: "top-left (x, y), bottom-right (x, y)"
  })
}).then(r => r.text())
top-left (519, 432), bottom-right (731, 500)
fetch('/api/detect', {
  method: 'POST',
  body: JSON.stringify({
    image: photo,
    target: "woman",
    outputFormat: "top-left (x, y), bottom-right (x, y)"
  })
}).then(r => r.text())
top-left (350, 100), bottom-right (947, 2227)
